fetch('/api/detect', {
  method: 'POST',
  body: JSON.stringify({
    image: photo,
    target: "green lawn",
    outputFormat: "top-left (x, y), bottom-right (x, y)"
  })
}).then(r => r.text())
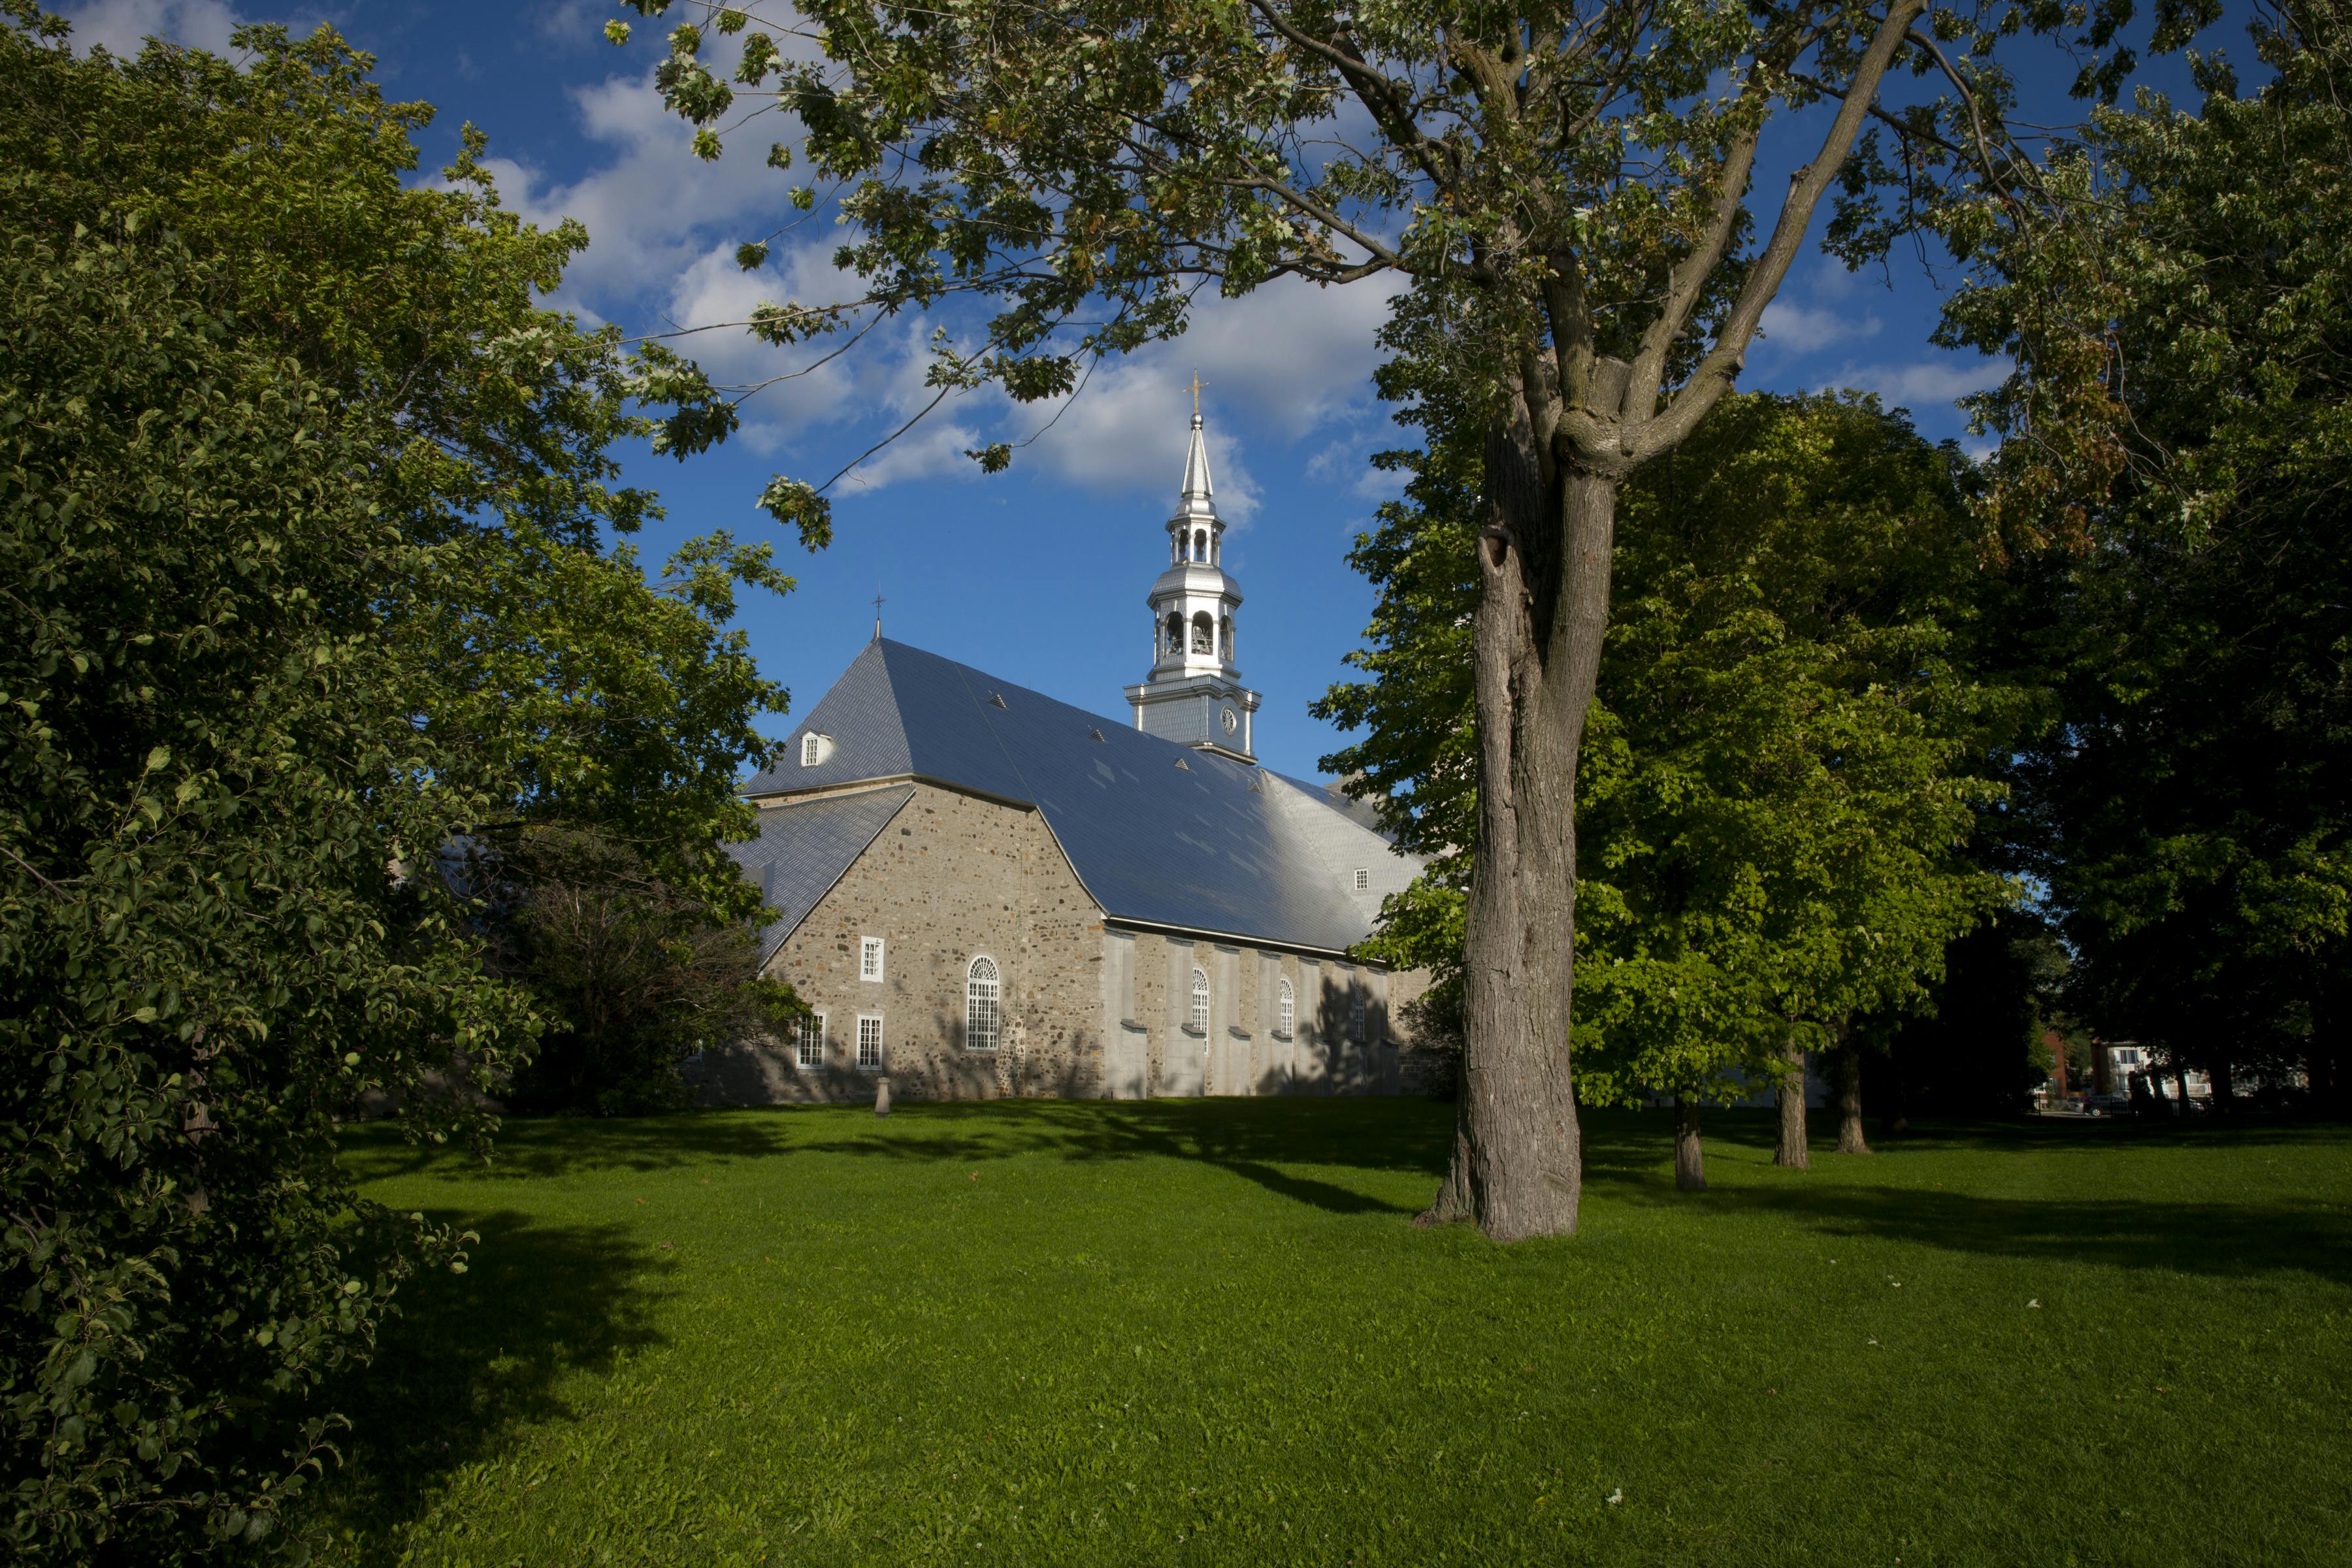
top-left (316, 1100), bottom-right (2351, 1567)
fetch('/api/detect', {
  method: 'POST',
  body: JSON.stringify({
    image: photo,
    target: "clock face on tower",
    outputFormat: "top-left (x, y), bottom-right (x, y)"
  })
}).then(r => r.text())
top-left (1220, 706), bottom-right (1239, 736)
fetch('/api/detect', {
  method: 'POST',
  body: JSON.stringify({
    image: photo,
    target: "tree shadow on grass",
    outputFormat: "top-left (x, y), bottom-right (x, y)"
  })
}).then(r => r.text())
top-left (304, 1210), bottom-right (671, 1565)
top-left (340, 1113), bottom-right (795, 1183)
top-left (1576, 1111), bottom-right (2352, 1286)
top-left (1691, 1183), bottom-right (2352, 1286)
top-left (791, 1096), bottom-right (1445, 1215)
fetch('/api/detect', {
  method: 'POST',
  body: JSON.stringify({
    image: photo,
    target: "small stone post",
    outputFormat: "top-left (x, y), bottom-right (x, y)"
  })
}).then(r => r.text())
top-left (874, 1075), bottom-right (892, 1117)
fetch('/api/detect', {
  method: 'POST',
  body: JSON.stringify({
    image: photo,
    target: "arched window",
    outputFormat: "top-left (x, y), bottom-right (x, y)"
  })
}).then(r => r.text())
top-left (1350, 985), bottom-right (1367, 1042)
top-left (1191, 611), bottom-right (1215, 653)
top-left (1164, 612), bottom-right (1183, 656)
top-left (1219, 615), bottom-right (1232, 659)
top-left (1190, 967), bottom-right (1211, 1034)
top-left (1194, 529), bottom-right (1207, 561)
top-left (1277, 977), bottom-right (1295, 1038)
top-left (966, 955), bottom-right (1000, 1052)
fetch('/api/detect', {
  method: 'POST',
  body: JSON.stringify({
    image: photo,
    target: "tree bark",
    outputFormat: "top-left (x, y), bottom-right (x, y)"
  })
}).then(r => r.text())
top-left (1674, 1096), bottom-right (1707, 1190)
top-left (1420, 381), bottom-right (1622, 1241)
top-left (1774, 1037), bottom-right (1810, 1169)
top-left (1835, 1043), bottom-right (1870, 1155)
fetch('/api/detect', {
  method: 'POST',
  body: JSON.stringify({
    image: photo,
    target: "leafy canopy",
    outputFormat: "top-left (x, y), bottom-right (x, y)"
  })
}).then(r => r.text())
top-left (1323, 393), bottom-right (2023, 1096)
top-left (606, 0), bottom-right (2136, 519)
top-left (1, 10), bottom-right (787, 1558)
top-left (1940, 1), bottom-right (2352, 1085)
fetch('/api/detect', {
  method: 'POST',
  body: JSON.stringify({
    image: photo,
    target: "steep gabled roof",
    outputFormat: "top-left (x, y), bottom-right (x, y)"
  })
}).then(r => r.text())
top-left (731, 785), bottom-right (915, 965)
top-left (735, 640), bottom-right (1414, 956)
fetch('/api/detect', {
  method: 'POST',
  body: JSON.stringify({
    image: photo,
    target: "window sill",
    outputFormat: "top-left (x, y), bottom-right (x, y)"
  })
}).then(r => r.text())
top-left (1179, 1025), bottom-right (1207, 1039)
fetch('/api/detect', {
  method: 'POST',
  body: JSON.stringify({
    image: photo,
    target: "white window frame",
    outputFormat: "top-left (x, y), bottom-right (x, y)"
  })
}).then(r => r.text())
top-left (965, 955), bottom-right (1001, 1052)
top-left (856, 1014), bottom-right (885, 1071)
top-left (1353, 868), bottom-right (1371, 892)
top-left (802, 733), bottom-right (822, 766)
top-left (1276, 977), bottom-right (1295, 1039)
top-left (1188, 968), bottom-right (1211, 1034)
top-left (795, 1011), bottom-right (825, 1070)
top-left (860, 936), bottom-right (885, 982)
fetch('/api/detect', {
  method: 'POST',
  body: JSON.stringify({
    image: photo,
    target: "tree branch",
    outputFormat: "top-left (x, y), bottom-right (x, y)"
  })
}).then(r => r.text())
top-left (1629, 0), bottom-right (1931, 463)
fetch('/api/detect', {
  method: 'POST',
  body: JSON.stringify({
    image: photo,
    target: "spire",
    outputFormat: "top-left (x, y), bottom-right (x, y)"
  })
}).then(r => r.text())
top-left (1175, 412), bottom-right (1218, 523)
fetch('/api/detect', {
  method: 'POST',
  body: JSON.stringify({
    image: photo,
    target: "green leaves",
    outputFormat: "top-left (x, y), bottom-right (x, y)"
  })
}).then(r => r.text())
top-left (1935, 7), bottom-right (2352, 1088)
top-left (755, 474), bottom-right (833, 549)
top-left (1327, 393), bottom-right (2017, 1101)
top-left (0, 12), bottom-right (789, 1560)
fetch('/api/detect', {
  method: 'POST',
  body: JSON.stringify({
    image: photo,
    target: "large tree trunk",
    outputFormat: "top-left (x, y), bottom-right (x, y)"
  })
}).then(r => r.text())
top-left (1674, 1096), bottom-right (1707, 1190)
top-left (1774, 1036), bottom-right (1810, 1169)
top-left (1421, 384), bottom-right (1622, 1241)
top-left (1835, 1043), bottom-right (1870, 1155)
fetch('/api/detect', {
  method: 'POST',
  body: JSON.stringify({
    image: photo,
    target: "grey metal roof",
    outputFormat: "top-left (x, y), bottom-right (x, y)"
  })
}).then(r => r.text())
top-left (727, 785), bottom-right (914, 963)
top-left (739, 640), bottom-right (1417, 955)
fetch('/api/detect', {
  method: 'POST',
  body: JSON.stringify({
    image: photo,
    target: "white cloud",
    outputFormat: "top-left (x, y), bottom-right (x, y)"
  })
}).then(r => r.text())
top-left (472, 73), bottom-right (796, 306)
top-left (1007, 274), bottom-right (1407, 517)
top-left (1831, 357), bottom-right (2004, 408)
top-left (1757, 299), bottom-right (1883, 355)
top-left (531, 1), bottom-right (601, 46)
top-left (62, 0), bottom-right (249, 54)
top-left (1806, 257), bottom-right (1870, 299)
top-left (438, 31), bottom-right (1408, 515)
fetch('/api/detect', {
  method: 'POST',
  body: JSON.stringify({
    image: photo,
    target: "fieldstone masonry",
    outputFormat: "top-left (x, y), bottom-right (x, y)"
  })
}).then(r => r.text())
top-left (690, 779), bottom-right (1426, 1105)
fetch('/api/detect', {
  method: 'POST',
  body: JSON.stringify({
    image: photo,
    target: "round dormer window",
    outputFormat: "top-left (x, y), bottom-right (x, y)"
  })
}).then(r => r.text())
top-left (1220, 706), bottom-right (1238, 736)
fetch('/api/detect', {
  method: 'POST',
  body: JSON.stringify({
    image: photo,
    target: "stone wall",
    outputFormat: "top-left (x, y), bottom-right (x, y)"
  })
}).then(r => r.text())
top-left (689, 779), bottom-right (1427, 1105)
top-left (691, 781), bottom-right (1107, 1104)
top-left (1102, 930), bottom-right (1411, 1098)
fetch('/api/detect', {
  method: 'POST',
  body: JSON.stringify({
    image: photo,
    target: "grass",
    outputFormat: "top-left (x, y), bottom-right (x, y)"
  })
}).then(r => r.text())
top-left (315, 1100), bottom-right (2352, 1567)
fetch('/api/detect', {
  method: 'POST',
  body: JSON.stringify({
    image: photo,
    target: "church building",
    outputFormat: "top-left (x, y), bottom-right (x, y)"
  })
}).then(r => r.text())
top-left (690, 410), bottom-right (1431, 1104)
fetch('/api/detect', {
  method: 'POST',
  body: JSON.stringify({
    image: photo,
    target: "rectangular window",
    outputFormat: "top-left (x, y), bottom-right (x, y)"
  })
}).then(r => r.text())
top-left (1353, 868), bottom-right (1370, 892)
top-left (802, 733), bottom-right (822, 766)
top-left (860, 936), bottom-right (885, 981)
top-left (795, 1012), bottom-right (825, 1069)
top-left (857, 1015), bottom-right (885, 1070)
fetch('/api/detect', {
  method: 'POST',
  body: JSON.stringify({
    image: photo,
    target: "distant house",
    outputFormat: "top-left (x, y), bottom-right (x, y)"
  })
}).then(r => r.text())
top-left (2091, 1041), bottom-right (2210, 1108)
top-left (687, 414), bottom-right (1431, 1105)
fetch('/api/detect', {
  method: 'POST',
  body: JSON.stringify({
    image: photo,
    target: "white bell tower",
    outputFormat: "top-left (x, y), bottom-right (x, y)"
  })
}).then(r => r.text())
top-left (1124, 397), bottom-right (1260, 762)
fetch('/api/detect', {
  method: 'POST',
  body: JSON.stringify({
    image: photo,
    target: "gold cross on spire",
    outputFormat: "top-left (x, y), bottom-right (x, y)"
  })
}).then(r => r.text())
top-left (1186, 370), bottom-right (1207, 419)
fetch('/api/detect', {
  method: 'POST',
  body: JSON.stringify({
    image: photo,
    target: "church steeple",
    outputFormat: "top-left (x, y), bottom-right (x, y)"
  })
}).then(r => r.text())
top-left (1124, 402), bottom-right (1261, 761)
top-left (1176, 412), bottom-right (1216, 521)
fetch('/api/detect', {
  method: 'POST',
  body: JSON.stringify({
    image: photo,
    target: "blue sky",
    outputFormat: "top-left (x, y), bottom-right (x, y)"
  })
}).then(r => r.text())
top-left (63, 0), bottom-right (2234, 784)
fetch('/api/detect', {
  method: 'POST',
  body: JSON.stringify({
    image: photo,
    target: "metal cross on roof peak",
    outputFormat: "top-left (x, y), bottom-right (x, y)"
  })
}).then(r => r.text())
top-left (1186, 370), bottom-right (1207, 419)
